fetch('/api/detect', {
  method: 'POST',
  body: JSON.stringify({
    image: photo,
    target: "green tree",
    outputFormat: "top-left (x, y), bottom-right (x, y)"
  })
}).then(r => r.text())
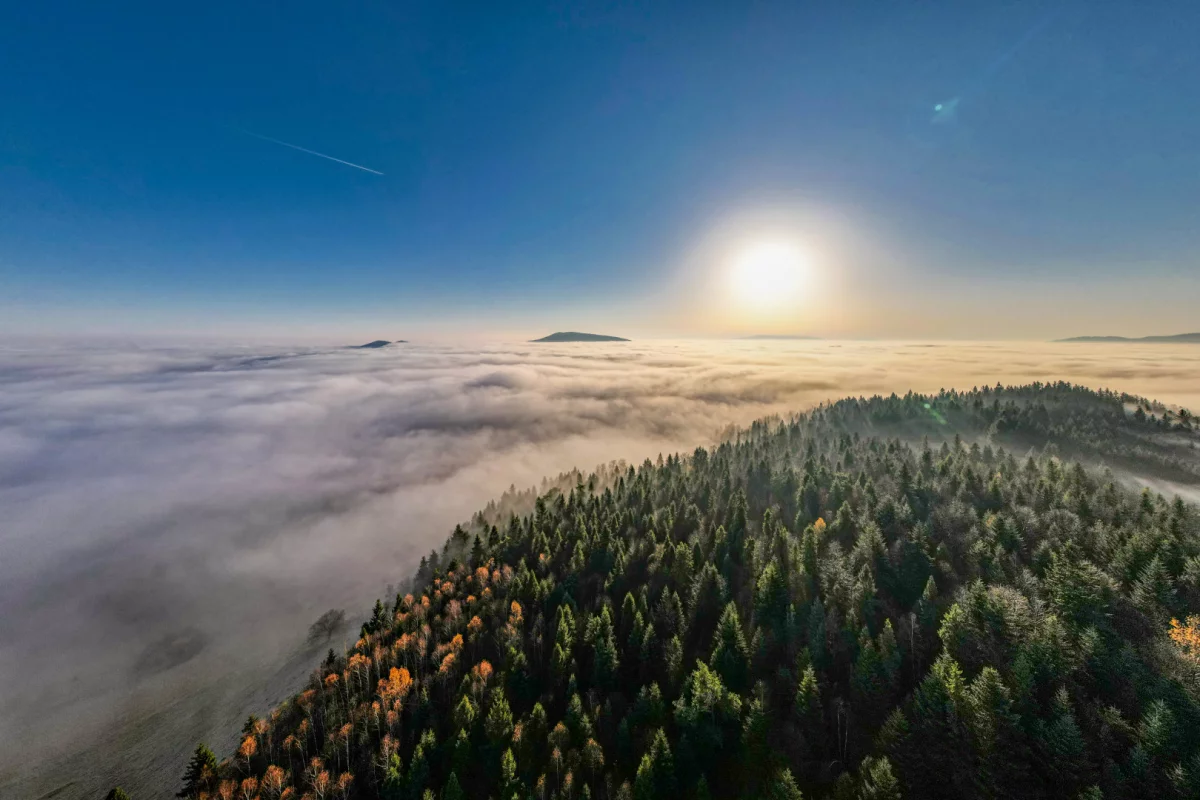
top-left (795, 663), bottom-right (822, 746)
top-left (754, 560), bottom-right (790, 634)
top-left (485, 688), bottom-right (514, 749)
top-left (452, 694), bottom-right (476, 731)
top-left (689, 563), bottom-right (728, 651)
top-left (553, 605), bottom-right (577, 683)
top-left (633, 729), bottom-right (676, 800)
top-left (499, 748), bottom-right (520, 799)
top-left (517, 703), bottom-right (548, 775)
top-left (858, 756), bottom-right (901, 800)
top-left (764, 768), bottom-right (805, 800)
top-left (588, 603), bottom-right (620, 688)
top-left (383, 753), bottom-right (404, 800)
top-left (407, 730), bottom-right (435, 800)
top-left (177, 743), bottom-right (218, 798)
top-left (185, 384), bottom-right (1200, 800)
top-left (742, 686), bottom-right (775, 790)
top-left (675, 662), bottom-right (743, 786)
top-left (890, 654), bottom-right (977, 799)
top-left (710, 602), bottom-right (750, 693)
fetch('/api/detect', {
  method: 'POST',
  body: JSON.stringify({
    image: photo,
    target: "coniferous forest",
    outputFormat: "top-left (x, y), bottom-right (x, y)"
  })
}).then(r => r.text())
top-left (157, 383), bottom-right (1200, 800)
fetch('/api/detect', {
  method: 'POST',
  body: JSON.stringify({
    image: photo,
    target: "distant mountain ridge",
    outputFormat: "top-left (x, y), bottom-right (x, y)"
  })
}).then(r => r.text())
top-left (1056, 332), bottom-right (1200, 343)
top-left (742, 334), bottom-right (821, 340)
top-left (531, 331), bottom-right (629, 342)
top-left (352, 340), bottom-right (407, 348)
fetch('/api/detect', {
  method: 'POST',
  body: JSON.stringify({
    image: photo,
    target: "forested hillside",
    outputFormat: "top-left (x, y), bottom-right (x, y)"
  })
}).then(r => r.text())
top-left (164, 383), bottom-right (1200, 800)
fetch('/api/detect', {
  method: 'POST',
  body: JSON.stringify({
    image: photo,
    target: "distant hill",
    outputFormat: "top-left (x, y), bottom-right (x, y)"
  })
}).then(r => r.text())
top-left (742, 334), bottom-right (821, 340)
top-left (1056, 332), bottom-right (1200, 343)
top-left (531, 331), bottom-right (629, 342)
top-left (352, 340), bottom-right (407, 349)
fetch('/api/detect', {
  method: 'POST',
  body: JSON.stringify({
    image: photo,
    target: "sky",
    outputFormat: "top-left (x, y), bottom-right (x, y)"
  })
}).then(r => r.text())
top-left (2, 0), bottom-right (1199, 340)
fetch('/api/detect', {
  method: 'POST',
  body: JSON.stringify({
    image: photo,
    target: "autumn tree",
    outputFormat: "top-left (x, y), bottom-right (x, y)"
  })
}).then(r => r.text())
top-left (184, 384), bottom-right (1200, 800)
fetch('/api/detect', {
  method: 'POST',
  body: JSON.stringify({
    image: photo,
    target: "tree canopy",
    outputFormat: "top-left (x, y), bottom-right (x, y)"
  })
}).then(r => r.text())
top-left (172, 382), bottom-right (1200, 800)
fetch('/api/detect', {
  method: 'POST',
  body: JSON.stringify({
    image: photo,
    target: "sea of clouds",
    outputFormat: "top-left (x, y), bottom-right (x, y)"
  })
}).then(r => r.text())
top-left (2, 338), bottom-right (1198, 797)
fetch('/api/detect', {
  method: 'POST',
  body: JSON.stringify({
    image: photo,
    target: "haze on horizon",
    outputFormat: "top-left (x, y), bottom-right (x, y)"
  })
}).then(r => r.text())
top-left (2, 2), bottom-right (1199, 341)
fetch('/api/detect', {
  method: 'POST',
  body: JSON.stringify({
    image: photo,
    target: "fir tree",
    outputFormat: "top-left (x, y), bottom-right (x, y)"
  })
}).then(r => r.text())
top-left (177, 743), bottom-right (217, 798)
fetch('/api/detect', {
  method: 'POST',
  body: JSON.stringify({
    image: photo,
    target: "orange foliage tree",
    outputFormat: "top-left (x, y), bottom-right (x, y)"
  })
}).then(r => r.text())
top-left (1170, 616), bottom-right (1200, 661)
top-left (261, 764), bottom-right (287, 799)
top-left (238, 735), bottom-right (257, 764)
top-left (336, 772), bottom-right (353, 800)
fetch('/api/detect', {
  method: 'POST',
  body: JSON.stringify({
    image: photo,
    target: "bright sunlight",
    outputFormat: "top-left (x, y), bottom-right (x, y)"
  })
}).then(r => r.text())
top-left (730, 240), bottom-right (810, 310)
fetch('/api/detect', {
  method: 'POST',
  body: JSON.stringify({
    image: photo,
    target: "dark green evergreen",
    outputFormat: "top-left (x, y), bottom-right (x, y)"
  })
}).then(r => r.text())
top-left (177, 743), bottom-right (217, 798)
top-left (183, 383), bottom-right (1200, 799)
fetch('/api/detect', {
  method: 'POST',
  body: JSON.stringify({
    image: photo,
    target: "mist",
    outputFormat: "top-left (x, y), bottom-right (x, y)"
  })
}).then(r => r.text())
top-left (2, 338), bottom-right (1198, 797)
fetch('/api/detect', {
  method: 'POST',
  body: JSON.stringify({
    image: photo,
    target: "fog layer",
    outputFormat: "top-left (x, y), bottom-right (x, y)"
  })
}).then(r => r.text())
top-left (2, 339), bottom-right (1197, 797)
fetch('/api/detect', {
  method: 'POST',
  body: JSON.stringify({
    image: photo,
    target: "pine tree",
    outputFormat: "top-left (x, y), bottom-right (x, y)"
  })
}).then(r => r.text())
top-left (858, 756), bottom-right (901, 800)
top-left (179, 384), bottom-right (1200, 800)
top-left (177, 743), bottom-right (218, 798)
top-left (675, 662), bottom-right (743, 786)
top-left (470, 534), bottom-right (486, 568)
top-left (742, 686), bottom-right (773, 790)
top-left (893, 654), bottom-right (977, 799)
top-left (710, 602), bottom-right (750, 693)
top-left (795, 663), bottom-right (822, 741)
top-left (754, 560), bottom-right (790, 634)
top-left (807, 597), bottom-right (828, 673)
top-left (588, 603), bottom-right (620, 689)
top-left (407, 731), bottom-right (434, 800)
top-left (763, 767), bottom-right (805, 800)
top-left (689, 563), bottom-right (728, 651)
top-left (485, 687), bottom-right (514, 747)
top-left (1131, 554), bottom-right (1174, 618)
top-left (442, 772), bottom-right (464, 800)
top-left (634, 729), bottom-right (676, 800)
top-left (499, 748), bottom-right (519, 799)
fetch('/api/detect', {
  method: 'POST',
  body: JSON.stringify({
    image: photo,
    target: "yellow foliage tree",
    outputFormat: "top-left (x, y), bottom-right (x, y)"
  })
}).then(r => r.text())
top-left (1170, 616), bottom-right (1200, 661)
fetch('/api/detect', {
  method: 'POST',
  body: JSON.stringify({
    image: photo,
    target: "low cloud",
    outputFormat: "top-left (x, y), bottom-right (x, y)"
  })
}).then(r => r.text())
top-left (1, 338), bottom-right (1197, 797)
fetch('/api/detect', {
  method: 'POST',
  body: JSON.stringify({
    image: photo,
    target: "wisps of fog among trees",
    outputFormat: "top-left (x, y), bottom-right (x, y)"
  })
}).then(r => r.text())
top-left (175, 382), bottom-right (1200, 800)
top-left (1, 340), bottom-right (1198, 798)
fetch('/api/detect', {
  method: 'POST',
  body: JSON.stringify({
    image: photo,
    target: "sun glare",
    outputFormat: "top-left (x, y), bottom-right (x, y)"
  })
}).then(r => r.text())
top-left (730, 241), bottom-right (809, 309)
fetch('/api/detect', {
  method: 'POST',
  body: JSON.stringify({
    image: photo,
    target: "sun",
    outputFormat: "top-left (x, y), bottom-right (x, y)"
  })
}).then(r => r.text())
top-left (730, 241), bottom-right (809, 309)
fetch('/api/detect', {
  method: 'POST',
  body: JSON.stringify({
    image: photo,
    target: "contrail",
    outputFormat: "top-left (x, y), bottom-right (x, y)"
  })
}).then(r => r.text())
top-left (979, 8), bottom-right (1061, 86)
top-left (237, 128), bottom-right (384, 175)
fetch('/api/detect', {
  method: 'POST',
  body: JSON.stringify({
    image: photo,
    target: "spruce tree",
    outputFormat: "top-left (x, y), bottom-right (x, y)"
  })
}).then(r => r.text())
top-left (177, 743), bottom-right (217, 798)
top-left (710, 602), bottom-right (750, 693)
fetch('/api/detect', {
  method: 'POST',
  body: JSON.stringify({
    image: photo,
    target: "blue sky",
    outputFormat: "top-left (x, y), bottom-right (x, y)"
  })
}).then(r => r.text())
top-left (2, 1), bottom-right (1198, 340)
